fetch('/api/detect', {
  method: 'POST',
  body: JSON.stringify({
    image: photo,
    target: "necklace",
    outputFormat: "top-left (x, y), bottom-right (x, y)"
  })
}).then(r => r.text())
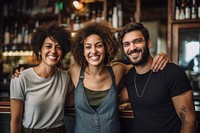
top-left (134, 70), bottom-right (152, 97)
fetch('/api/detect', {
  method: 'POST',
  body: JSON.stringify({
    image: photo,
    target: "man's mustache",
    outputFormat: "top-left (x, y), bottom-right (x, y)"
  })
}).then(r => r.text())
top-left (127, 49), bottom-right (141, 55)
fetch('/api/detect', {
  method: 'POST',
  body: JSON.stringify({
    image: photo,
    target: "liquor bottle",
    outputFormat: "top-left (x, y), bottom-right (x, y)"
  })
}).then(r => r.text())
top-left (185, 0), bottom-right (191, 19)
top-left (91, 8), bottom-right (96, 22)
top-left (175, 0), bottom-right (181, 20)
top-left (69, 13), bottom-right (75, 31)
top-left (107, 9), bottom-right (113, 24)
top-left (85, 13), bottom-right (90, 22)
top-left (9, 21), bottom-right (14, 44)
top-left (79, 16), bottom-right (85, 29)
top-left (13, 22), bottom-right (18, 45)
top-left (96, 8), bottom-right (102, 22)
top-left (198, 0), bottom-right (200, 18)
top-left (73, 15), bottom-right (80, 31)
top-left (117, 2), bottom-right (123, 27)
top-left (191, 0), bottom-right (197, 19)
top-left (17, 23), bottom-right (23, 44)
top-left (4, 23), bottom-right (10, 45)
top-left (28, 24), bottom-right (33, 44)
top-left (3, 1), bottom-right (8, 17)
top-left (24, 24), bottom-right (29, 44)
top-left (33, 21), bottom-right (39, 33)
top-left (112, 7), bottom-right (118, 28)
top-left (179, 0), bottom-right (185, 20)
top-left (54, 2), bottom-right (60, 14)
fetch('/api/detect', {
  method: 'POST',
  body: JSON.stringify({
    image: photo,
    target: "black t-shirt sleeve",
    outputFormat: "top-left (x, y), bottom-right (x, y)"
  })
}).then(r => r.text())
top-left (166, 63), bottom-right (192, 97)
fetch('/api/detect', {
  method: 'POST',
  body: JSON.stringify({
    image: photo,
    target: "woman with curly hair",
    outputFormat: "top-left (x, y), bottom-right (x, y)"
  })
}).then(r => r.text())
top-left (11, 21), bottom-right (168, 133)
top-left (10, 22), bottom-right (72, 133)
top-left (68, 21), bottom-right (168, 133)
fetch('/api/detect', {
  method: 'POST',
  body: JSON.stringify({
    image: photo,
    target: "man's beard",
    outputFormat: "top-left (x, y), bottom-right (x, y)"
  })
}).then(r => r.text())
top-left (125, 45), bottom-right (150, 66)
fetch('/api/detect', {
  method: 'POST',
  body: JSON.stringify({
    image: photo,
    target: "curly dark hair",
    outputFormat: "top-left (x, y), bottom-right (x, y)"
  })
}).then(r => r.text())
top-left (72, 21), bottom-right (119, 67)
top-left (31, 21), bottom-right (72, 61)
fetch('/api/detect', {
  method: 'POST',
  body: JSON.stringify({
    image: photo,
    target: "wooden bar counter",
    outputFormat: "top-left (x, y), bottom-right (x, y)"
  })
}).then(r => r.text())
top-left (1, 90), bottom-right (200, 133)
top-left (0, 96), bottom-right (135, 133)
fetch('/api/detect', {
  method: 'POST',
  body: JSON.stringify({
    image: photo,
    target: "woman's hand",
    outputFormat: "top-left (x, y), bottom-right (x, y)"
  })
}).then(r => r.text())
top-left (10, 67), bottom-right (24, 79)
top-left (151, 52), bottom-right (169, 72)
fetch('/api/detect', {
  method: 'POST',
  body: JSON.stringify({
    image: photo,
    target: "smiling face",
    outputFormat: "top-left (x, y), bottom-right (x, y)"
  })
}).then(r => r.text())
top-left (39, 37), bottom-right (63, 67)
top-left (83, 34), bottom-right (106, 67)
top-left (122, 30), bottom-right (151, 66)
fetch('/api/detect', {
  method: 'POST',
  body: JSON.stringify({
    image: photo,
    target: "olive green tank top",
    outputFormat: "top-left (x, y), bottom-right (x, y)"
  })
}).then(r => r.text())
top-left (84, 87), bottom-right (109, 110)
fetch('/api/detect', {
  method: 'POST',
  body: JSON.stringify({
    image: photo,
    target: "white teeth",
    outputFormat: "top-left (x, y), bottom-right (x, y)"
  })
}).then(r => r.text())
top-left (90, 56), bottom-right (99, 61)
top-left (131, 53), bottom-right (138, 56)
top-left (129, 53), bottom-right (139, 60)
top-left (48, 55), bottom-right (57, 59)
top-left (130, 53), bottom-right (138, 57)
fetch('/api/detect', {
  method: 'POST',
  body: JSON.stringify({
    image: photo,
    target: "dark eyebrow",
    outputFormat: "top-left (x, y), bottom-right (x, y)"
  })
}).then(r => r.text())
top-left (84, 41), bottom-right (103, 46)
top-left (133, 38), bottom-right (143, 41)
top-left (123, 38), bottom-right (143, 44)
top-left (44, 43), bottom-right (52, 45)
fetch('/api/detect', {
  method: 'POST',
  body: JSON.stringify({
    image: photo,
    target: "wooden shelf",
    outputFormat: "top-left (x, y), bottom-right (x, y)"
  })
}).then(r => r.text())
top-left (2, 44), bottom-right (32, 51)
top-left (170, 19), bottom-right (200, 24)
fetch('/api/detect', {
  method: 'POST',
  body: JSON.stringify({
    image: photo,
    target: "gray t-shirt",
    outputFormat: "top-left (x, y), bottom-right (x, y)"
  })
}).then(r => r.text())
top-left (10, 67), bottom-right (71, 129)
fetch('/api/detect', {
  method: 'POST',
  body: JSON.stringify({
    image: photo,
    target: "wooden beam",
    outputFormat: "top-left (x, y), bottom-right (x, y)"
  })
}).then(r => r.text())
top-left (135, 0), bottom-right (141, 22)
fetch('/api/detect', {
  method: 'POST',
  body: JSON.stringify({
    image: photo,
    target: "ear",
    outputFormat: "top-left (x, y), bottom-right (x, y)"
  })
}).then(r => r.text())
top-left (37, 51), bottom-right (42, 61)
top-left (147, 39), bottom-right (152, 48)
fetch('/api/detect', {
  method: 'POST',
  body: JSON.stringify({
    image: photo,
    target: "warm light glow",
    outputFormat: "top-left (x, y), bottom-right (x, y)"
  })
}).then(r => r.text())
top-left (73, 0), bottom-right (84, 10)
top-left (71, 32), bottom-right (76, 37)
top-left (3, 51), bottom-right (34, 56)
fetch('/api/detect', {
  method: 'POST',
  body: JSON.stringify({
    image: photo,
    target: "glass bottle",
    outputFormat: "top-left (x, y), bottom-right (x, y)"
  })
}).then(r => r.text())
top-left (175, 0), bottom-right (181, 20)
top-left (198, 0), bottom-right (200, 18)
top-left (191, 0), bottom-right (197, 19)
top-left (112, 7), bottom-right (118, 28)
top-left (179, 0), bottom-right (185, 20)
top-left (185, 0), bottom-right (191, 19)
top-left (4, 22), bottom-right (10, 45)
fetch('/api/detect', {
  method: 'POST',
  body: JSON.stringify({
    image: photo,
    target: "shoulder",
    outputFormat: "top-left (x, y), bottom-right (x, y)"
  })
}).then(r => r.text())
top-left (166, 62), bottom-right (179, 68)
top-left (68, 63), bottom-right (81, 86)
top-left (68, 64), bottom-right (81, 74)
top-left (111, 62), bottom-right (127, 69)
top-left (56, 68), bottom-right (70, 78)
top-left (154, 63), bottom-right (186, 79)
top-left (10, 68), bottom-right (33, 86)
top-left (163, 63), bottom-right (185, 73)
top-left (125, 67), bottom-right (136, 80)
top-left (157, 63), bottom-right (190, 85)
top-left (111, 62), bottom-right (133, 75)
top-left (22, 67), bottom-right (33, 74)
top-left (14, 68), bottom-right (34, 79)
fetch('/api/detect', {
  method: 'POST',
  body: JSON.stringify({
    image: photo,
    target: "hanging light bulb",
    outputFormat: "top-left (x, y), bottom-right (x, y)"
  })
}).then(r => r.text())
top-left (73, 0), bottom-right (84, 10)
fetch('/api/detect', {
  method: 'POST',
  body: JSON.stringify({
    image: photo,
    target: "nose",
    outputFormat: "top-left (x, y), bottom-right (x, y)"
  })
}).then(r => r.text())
top-left (91, 46), bottom-right (97, 53)
top-left (130, 42), bottom-right (137, 50)
top-left (51, 47), bottom-right (56, 53)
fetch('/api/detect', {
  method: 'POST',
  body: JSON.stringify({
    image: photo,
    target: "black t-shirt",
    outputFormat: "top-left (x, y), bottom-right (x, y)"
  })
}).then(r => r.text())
top-left (125, 63), bottom-right (192, 133)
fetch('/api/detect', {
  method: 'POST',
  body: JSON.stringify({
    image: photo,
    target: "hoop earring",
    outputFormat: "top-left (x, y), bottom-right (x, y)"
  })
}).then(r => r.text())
top-left (37, 55), bottom-right (42, 61)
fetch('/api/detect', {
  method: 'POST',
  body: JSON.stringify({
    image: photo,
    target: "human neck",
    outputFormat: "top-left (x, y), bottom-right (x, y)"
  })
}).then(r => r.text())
top-left (85, 64), bottom-right (106, 77)
top-left (34, 63), bottom-right (55, 78)
top-left (135, 56), bottom-right (153, 74)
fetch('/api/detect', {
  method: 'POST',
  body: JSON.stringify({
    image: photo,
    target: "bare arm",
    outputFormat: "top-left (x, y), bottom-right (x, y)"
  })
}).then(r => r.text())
top-left (172, 90), bottom-right (197, 133)
top-left (119, 87), bottom-right (129, 104)
top-left (65, 78), bottom-right (75, 107)
top-left (68, 63), bottom-right (81, 87)
top-left (10, 99), bottom-right (24, 133)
